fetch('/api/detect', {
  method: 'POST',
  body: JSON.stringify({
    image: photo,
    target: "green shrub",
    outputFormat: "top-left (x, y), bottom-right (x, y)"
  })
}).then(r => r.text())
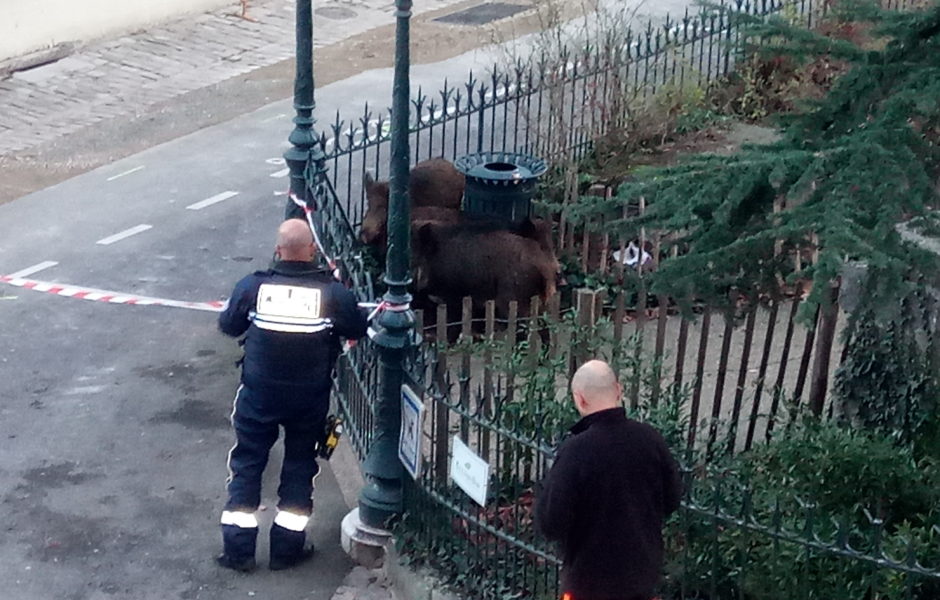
top-left (665, 417), bottom-right (940, 600)
top-left (738, 417), bottom-right (940, 526)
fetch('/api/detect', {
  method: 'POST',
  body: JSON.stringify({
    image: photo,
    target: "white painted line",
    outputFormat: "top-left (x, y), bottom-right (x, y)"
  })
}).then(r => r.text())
top-left (262, 113), bottom-right (287, 123)
top-left (186, 190), bottom-right (239, 210)
top-left (270, 168), bottom-right (290, 178)
top-left (106, 166), bottom-right (145, 181)
top-left (265, 157), bottom-right (286, 165)
top-left (7, 261), bottom-right (58, 279)
top-left (96, 224), bottom-right (153, 246)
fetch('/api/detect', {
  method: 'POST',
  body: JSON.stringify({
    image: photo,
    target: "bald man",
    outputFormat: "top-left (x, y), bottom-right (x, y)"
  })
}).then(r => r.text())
top-left (535, 360), bottom-right (682, 600)
top-left (216, 219), bottom-right (367, 572)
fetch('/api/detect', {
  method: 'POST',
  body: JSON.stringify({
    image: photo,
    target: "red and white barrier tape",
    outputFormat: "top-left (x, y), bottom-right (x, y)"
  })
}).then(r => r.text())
top-left (0, 275), bottom-right (226, 313)
top-left (2, 275), bottom-right (391, 321)
top-left (289, 190), bottom-right (339, 279)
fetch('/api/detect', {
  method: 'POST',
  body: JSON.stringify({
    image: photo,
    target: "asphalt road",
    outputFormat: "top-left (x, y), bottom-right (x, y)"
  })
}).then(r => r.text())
top-left (0, 107), bottom-right (349, 598)
top-left (0, 53), bottom-right (500, 599)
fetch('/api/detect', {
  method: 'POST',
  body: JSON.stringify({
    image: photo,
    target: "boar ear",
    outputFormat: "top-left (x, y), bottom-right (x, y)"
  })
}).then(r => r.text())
top-left (415, 223), bottom-right (439, 254)
top-left (363, 170), bottom-right (375, 188)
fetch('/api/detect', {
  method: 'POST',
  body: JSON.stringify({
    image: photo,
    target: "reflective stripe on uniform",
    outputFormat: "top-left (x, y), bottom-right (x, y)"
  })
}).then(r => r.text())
top-left (250, 312), bottom-right (333, 334)
top-left (221, 510), bottom-right (259, 529)
top-left (273, 510), bottom-right (309, 532)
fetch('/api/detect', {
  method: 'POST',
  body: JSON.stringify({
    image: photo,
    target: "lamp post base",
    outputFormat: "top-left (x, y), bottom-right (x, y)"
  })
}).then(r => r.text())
top-left (341, 507), bottom-right (393, 568)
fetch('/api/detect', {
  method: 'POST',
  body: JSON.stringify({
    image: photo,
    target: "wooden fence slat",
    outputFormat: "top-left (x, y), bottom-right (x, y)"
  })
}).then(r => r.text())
top-left (708, 311), bottom-right (735, 452)
top-left (527, 295), bottom-right (542, 368)
top-left (808, 284), bottom-right (840, 416)
top-left (727, 306), bottom-right (756, 454)
top-left (674, 316), bottom-right (690, 390)
top-left (548, 292), bottom-right (561, 361)
top-left (649, 297), bottom-right (669, 407)
top-left (610, 288), bottom-right (626, 374)
top-left (505, 300), bottom-right (518, 404)
top-left (766, 298), bottom-right (801, 441)
top-left (575, 289), bottom-right (597, 375)
top-left (482, 300), bottom-right (496, 458)
top-left (793, 304), bottom-right (821, 406)
top-left (460, 296), bottom-right (473, 441)
top-left (581, 222), bottom-right (592, 274)
top-left (687, 309), bottom-right (711, 454)
top-left (745, 301), bottom-right (779, 451)
top-left (434, 303), bottom-right (449, 482)
top-left (630, 280), bottom-right (647, 410)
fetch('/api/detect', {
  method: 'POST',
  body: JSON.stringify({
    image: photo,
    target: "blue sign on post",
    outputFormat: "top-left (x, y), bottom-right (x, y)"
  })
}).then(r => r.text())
top-left (399, 385), bottom-right (424, 480)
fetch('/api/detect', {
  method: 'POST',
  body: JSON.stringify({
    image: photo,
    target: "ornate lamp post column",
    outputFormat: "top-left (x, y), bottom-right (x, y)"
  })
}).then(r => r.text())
top-left (357, 0), bottom-right (415, 530)
top-left (283, 0), bottom-right (322, 221)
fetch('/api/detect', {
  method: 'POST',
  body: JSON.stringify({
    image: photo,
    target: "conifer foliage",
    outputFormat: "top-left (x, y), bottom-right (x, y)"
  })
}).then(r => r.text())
top-left (570, 2), bottom-right (940, 312)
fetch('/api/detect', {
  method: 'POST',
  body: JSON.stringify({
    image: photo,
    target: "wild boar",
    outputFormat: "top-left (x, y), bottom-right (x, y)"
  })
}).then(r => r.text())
top-left (359, 158), bottom-right (465, 245)
top-left (411, 221), bottom-right (558, 321)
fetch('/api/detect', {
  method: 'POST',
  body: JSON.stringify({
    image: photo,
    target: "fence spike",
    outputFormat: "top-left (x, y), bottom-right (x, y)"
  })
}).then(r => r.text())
top-left (864, 508), bottom-right (886, 557)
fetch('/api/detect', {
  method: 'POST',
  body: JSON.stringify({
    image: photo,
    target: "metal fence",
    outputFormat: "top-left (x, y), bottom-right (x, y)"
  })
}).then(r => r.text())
top-left (317, 0), bottom-right (829, 476)
top-left (302, 0), bottom-right (940, 596)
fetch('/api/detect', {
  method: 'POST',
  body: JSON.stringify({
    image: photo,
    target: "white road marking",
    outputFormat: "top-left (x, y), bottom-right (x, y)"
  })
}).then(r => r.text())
top-left (64, 385), bottom-right (107, 395)
top-left (262, 113), bottom-right (288, 123)
top-left (106, 166), bottom-right (145, 181)
top-left (270, 168), bottom-right (290, 178)
top-left (186, 190), bottom-right (239, 210)
top-left (96, 224), bottom-right (153, 245)
top-left (7, 261), bottom-right (58, 279)
top-left (265, 157), bottom-right (286, 165)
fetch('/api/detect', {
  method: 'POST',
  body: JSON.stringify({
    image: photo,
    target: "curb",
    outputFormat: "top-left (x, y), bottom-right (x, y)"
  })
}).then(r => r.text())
top-left (329, 438), bottom-right (461, 600)
top-left (384, 545), bottom-right (462, 600)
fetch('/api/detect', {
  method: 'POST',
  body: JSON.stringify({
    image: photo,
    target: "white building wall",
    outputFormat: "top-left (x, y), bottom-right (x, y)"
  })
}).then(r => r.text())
top-left (0, 0), bottom-right (235, 61)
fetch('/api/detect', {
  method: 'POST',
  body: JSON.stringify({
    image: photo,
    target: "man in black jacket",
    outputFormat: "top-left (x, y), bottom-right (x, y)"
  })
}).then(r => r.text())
top-left (215, 218), bottom-right (368, 572)
top-left (535, 360), bottom-right (682, 600)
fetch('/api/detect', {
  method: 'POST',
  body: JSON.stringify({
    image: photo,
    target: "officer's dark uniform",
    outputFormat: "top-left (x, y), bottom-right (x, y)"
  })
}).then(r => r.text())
top-left (217, 259), bottom-right (367, 570)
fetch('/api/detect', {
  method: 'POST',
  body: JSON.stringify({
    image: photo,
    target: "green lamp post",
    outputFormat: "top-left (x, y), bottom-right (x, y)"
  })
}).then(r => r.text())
top-left (283, 0), bottom-right (321, 222)
top-left (357, 0), bottom-right (415, 529)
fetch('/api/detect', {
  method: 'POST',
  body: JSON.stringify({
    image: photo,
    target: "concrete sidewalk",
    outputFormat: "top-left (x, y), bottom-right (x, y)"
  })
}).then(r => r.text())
top-left (0, 0), bottom-right (471, 157)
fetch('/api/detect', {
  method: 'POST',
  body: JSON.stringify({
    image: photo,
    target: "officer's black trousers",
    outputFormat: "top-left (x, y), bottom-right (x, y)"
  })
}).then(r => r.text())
top-left (221, 384), bottom-right (328, 564)
top-left (225, 383), bottom-right (328, 514)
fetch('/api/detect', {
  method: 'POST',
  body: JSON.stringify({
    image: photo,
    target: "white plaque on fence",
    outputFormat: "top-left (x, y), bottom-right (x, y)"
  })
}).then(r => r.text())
top-left (450, 436), bottom-right (490, 507)
top-left (399, 385), bottom-right (424, 480)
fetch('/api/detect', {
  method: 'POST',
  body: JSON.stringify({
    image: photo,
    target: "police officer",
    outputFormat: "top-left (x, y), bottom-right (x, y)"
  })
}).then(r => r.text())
top-left (216, 218), bottom-right (368, 572)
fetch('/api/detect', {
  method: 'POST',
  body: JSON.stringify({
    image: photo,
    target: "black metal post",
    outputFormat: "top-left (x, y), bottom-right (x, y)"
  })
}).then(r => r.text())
top-left (357, 0), bottom-right (415, 529)
top-left (284, 0), bottom-right (322, 221)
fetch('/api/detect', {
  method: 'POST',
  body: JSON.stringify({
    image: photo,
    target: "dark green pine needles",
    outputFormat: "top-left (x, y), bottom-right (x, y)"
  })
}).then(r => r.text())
top-left (570, 2), bottom-right (940, 314)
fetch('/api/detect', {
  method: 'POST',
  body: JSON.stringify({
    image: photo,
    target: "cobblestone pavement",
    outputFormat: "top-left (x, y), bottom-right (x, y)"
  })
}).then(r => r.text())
top-left (0, 0), bottom-right (467, 156)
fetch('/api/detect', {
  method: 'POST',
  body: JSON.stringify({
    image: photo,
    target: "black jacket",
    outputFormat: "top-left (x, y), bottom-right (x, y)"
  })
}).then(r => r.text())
top-left (535, 407), bottom-right (682, 600)
top-left (218, 261), bottom-right (368, 393)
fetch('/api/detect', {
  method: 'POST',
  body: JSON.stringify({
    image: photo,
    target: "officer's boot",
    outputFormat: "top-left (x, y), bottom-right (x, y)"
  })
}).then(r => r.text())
top-left (217, 522), bottom-right (258, 572)
top-left (269, 512), bottom-right (314, 571)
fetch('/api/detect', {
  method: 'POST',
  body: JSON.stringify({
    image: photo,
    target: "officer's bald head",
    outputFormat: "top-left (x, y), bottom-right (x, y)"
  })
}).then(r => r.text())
top-left (275, 219), bottom-right (316, 262)
top-left (571, 360), bottom-right (622, 416)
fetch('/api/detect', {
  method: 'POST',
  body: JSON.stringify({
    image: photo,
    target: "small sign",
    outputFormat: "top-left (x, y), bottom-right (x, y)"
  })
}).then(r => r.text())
top-left (450, 436), bottom-right (490, 507)
top-left (398, 385), bottom-right (424, 480)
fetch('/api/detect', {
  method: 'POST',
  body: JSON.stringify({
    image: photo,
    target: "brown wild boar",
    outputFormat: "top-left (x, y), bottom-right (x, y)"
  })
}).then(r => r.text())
top-left (359, 158), bottom-right (465, 245)
top-left (411, 221), bottom-right (558, 321)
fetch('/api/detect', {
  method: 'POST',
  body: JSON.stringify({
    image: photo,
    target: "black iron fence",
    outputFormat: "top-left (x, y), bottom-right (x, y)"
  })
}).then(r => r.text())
top-left (316, 0), bottom-right (826, 479)
top-left (302, 0), bottom-right (940, 596)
